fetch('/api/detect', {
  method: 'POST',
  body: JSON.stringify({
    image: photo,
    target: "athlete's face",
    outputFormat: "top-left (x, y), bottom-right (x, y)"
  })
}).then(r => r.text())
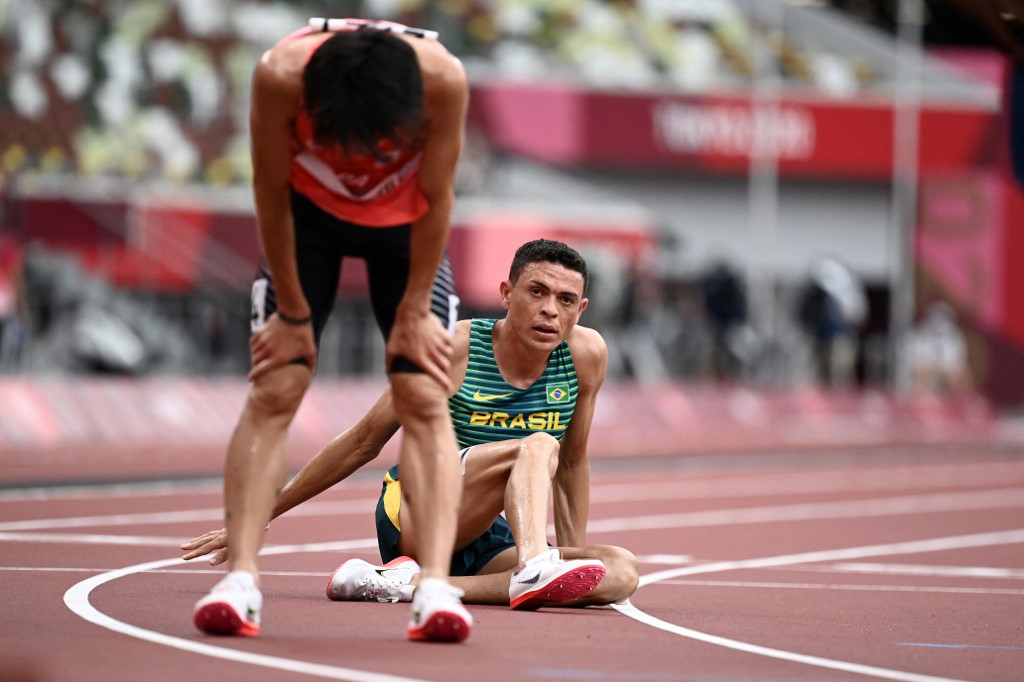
top-left (500, 261), bottom-right (588, 350)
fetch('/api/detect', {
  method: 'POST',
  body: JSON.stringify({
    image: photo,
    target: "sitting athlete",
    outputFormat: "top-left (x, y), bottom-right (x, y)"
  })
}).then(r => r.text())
top-left (183, 239), bottom-right (639, 610)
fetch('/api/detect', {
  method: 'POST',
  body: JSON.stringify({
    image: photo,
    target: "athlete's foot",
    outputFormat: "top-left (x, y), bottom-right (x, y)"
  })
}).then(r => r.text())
top-left (509, 549), bottom-right (606, 611)
top-left (193, 570), bottom-right (262, 636)
top-left (407, 578), bottom-right (472, 643)
top-left (326, 556), bottom-right (419, 602)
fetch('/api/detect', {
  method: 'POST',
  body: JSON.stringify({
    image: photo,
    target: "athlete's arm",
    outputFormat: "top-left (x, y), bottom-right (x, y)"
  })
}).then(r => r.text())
top-left (181, 324), bottom-right (473, 564)
top-left (386, 50), bottom-right (468, 390)
top-left (247, 44), bottom-right (316, 380)
top-left (552, 327), bottom-right (608, 547)
top-left (273, 390), bottom-right (400, 518)
top-left (181, 389), bottom-right (402, 564)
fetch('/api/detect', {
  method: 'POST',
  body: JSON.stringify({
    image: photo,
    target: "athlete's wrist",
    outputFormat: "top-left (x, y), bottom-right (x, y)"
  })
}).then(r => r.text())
top-left (276, 311), bottom-right (313, 326)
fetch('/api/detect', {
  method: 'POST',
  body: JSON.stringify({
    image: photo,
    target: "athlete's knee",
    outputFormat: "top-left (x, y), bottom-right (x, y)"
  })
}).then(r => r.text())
top-left (519, 432), bottom-right (559, 475)
top-left (248, 367), bottom-right (310, 417)
top-left (390, 374), bottom-right (449, 424)
top-left (594, 545), bottom-right (639, 603)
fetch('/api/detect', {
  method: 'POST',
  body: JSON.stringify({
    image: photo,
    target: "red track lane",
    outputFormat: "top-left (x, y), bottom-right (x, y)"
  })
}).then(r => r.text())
top-left (1, 444), bottom-right (1022, 682)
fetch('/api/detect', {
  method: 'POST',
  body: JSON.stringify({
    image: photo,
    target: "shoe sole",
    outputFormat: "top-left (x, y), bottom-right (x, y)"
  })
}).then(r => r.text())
top-left (193, 601), bottom-right (260, 637)
top-left (408, 609), bottom-right (472, 643)
top-left (510, 564), bottom-right (607, 611)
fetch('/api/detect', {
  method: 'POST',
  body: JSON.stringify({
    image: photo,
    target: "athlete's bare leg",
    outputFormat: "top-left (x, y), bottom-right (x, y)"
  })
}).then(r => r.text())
top-left (390, 372), bottom-right (461, 582)
top-left (397, 432), bottom-right (558, 570)
top-left (223, 363), bottom-right (311, 581)
top-left (434, 544), bottom-right (639, 607)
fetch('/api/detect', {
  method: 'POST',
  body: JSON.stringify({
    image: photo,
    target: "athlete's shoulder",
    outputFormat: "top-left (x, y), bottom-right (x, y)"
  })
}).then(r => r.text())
top-left (567, 324), bottom-right (606, 356)
top-left (566, 325), bottom-right (608, 386)
top-left (411, 33), bottom-right (465, 76)
top-left (412, 36), bottom-right (467, 102)
top-left (452, 319), bottom-right (473, 350)
top-left (254, 33), bottom-right (313, 94)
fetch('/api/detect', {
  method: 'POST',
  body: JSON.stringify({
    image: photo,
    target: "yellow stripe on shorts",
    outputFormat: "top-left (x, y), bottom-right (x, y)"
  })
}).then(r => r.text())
top-left (382, 471), bottom-right (402, 531)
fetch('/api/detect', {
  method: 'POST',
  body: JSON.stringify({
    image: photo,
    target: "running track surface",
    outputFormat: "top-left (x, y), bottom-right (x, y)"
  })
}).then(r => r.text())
top-left (2, 444), bottom-right (1023, 681)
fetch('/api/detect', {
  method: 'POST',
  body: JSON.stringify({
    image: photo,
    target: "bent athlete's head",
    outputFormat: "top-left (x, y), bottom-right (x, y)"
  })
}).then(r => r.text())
top-left (303, 27), bottom-right (424, 160)
top-left (509, 239), bottom-right (590, 295)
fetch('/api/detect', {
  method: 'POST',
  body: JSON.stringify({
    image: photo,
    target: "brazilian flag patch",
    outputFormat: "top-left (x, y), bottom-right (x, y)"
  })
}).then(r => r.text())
top-left (546, 383), bottom-right (570, 404)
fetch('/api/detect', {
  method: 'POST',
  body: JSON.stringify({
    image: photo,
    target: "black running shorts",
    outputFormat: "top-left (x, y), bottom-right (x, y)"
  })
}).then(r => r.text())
top-left (249, 189), bottom-right (459, 366)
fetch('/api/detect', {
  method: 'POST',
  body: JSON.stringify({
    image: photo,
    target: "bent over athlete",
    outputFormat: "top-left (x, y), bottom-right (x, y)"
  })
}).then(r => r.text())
top-left (192, 18), bottom-right (470, 643)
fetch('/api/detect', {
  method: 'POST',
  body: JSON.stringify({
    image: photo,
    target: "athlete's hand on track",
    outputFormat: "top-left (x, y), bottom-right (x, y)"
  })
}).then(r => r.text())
top-left (248, 315), bottom-right (317, 381)
top-left (180, 528), bottom-right (230, 566)
top-left (386, 307), bottom-right (453, 392)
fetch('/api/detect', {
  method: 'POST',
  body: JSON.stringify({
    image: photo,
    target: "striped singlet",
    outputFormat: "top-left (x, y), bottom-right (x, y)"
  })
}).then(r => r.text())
top-left (377, 317), bottom-right (578, 544)
top-left (448, 318), bottom-right (578, 446)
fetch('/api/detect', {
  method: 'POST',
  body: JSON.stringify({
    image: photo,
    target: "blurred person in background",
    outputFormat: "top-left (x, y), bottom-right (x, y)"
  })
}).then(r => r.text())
top-left (193, 18), bottom-right (472, 643)
top-left (0, 233), bottom-right (26, 369)
top-left (699, 259), bottom-right (749, 381)
top-left (907, 300), bottom-right (971, 396)
top-left (796, 256), bottom-right (868, 388)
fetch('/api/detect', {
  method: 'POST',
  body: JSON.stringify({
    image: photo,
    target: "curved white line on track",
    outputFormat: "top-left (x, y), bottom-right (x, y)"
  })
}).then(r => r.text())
top-left (63, 540), bottom-right (426, 682)
top-left (614, 601), bottom-right (963, 682)
top-left (613, 529), bottom-right (1024, 682)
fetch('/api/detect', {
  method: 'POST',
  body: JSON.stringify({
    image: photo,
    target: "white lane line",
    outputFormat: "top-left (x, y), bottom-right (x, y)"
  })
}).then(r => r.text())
top-left (819, 562), bottom-right (1024, 579)
top-left (590, 463), bottom-right (1024, 503)
top-left (6, 487), bottom-right (1020, 552)
top-left (614, 529), bottom-right (1024, 682)
top-left (0, 532), bottom-right (189, 546)
top-left (656, 579), bottom-right (1024, 596)
top-left (0, 479), bottom-right (222, 501)
top-left (5, 566), bottom-right (342, 577)
top-left (636, 529), bottom-right (1024, 584)
top-left (9, 486), bottom-right (1020, 535)
top-left (614, 600), bottom-right (966, 682)
top-left (64, 541), bottom-right (424, 682)
top-left (0, 499), bottom-right (377, 531)
top-left (636, 554), bottom-right (692, 565)
top-left (583, 488), bottom-right (1024, 534)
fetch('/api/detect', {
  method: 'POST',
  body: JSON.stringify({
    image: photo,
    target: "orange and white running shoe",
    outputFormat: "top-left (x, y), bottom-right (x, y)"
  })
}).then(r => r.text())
top-left (193, 570), bottom-right (262, 636)
top-left (509, 549), bottom-right (606, 611)
top-left (326, 556), bottom-right (419, 603)
top-left (407, 578), bottom-right (472, 643)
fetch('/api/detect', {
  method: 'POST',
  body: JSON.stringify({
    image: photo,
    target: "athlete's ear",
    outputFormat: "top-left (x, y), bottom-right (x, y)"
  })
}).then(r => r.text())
top-left (576, 297), bottom-right (588, 316)
top-left (499, 279), bottom-right (512, 309)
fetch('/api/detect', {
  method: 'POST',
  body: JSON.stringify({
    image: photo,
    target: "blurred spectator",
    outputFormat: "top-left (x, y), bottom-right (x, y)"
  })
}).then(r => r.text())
top-left (15, 244), bottom-right (198, 374)
top-left (617, 260), bottom-right (690, 383)
top-left (0, 0), bottom-right (889, 185)
top-left (907, 300), bottom-right (971, 396)
top-left (796, 256), bottom-right (867, 387)
top-left (699, 259), bottom-right (749, 381)
top-left (0, 233), bottom-right (27, 368)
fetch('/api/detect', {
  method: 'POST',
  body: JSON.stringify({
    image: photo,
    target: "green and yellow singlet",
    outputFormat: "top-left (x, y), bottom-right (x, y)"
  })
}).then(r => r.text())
top-left (448, 318), bottom-right (578, 446)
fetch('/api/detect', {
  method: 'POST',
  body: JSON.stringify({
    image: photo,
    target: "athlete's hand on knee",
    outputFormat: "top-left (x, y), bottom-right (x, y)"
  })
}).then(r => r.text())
top-left (180, 528), bottom-right (230, 565)
top-left (386, 311), bottom-right (453, 392)
top-left (248, 315), bottom-right (317, 381)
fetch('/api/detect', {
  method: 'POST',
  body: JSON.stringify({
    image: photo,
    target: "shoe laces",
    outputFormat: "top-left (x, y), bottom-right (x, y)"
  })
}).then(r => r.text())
top-left (512, 549), bottom-right (560, 582)
top-left (361, 570), bottom-right (406, 603)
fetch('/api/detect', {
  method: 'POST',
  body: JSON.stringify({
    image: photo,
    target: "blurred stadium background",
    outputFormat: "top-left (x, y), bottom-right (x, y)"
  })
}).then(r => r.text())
top-left (1, 0), bottom-right (1022, 482)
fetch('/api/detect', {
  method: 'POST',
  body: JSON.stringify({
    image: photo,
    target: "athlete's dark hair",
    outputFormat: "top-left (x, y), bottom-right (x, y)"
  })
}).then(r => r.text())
top-left (303, 28), bottom-right (424, 160)
top-left (509, 239), bottom-right (590, 295)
